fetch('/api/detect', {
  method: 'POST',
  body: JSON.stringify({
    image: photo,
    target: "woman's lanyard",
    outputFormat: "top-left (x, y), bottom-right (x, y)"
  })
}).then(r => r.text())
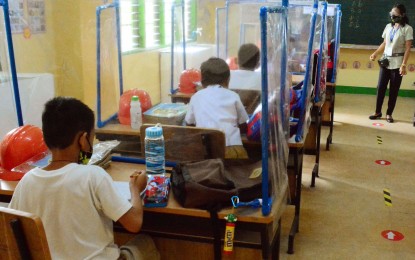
top-left (390, 26), bottom-right (400, 42)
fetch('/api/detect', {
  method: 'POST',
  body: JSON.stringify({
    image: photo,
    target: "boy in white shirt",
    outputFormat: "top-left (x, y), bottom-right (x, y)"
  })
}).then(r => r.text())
top-left (9, 97), bottom-right (158, 259)
top-left (229, 43), bottom-right (261, 90)
top-left (185, 57), bottom-right (249, 159)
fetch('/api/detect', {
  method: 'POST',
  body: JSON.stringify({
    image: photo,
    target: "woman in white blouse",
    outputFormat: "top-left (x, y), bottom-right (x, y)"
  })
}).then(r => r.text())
top-left (369, 3), bottom-right (413, 123)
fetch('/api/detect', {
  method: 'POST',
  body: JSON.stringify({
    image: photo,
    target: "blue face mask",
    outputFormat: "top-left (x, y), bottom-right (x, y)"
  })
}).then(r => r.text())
top-left (78, 137), bottom-right (93, 165)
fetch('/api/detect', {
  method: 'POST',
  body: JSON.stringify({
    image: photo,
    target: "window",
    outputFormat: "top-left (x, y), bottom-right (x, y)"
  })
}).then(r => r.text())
top-left (120, 0), bottom-right (197, 52)
top-left (120, 0), bottom-right (140, 52)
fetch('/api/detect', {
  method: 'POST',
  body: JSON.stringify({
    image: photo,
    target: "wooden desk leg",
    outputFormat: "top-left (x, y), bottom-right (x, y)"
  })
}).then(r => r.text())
top-left (261, 225), bottom-right (271, 259)
top-left (272, 219), bottom-right (282, 260)
top-left (261, 219), bottom-right (281, 260)
top-left (311, 106), bottom-right (322, 187)
top-left (288, 147), bottom-right (303, 254)
top-left (326, 87), bottom-right (335, 151)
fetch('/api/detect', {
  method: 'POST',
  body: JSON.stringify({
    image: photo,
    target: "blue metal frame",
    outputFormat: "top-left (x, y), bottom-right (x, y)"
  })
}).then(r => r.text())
top-left (1, 0), bottom-right (23, 126)
top-left (170, 1), bottom-right (187, 95)
top-left (331, 5), bottom-right (342, 83)
top-left (96, 0), bottom-right (123, 128)
top-left (313, 1), bottom-right (327, 103)
top-left (112, 155), bottom-right (177, 168)
top-left (295, 0), bottom-right (318, 142)
top-left (259, 4), bottom-right (288, 216)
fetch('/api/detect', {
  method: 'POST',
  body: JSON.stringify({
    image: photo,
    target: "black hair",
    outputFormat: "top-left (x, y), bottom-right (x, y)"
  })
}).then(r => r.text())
top-left (42, 97), bottom-right (95, 149)
top-left (393, 3), bottom-right (409, 25)
top-left (200, 57), bottom-right (230, 86)
top-left (237, 43), bottom-right (260, 70)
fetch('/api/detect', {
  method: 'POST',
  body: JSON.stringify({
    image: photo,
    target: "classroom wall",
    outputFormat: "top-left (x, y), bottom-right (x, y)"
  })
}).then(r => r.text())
top-left (12, 0), bottom-right (56, 77)
top-left (52, 0), bottom-right (84, 99)
top-left (13, 0), bottom-right (412, 119)
top-left (9, 0), bottom-right (161, 120)
top-left (337, 48), bottom-right (415, 91)
top-left (197, 0), bottom-right (225, 44)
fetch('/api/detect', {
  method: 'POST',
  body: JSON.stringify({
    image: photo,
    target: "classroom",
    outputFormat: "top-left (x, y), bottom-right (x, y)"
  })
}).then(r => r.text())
top-left (0, 0), bottom-right (414, 259)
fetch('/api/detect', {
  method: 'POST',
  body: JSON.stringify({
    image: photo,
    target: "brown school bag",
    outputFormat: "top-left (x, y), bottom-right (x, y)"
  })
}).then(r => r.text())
top-left (171, 158), bottom-right (269, 210)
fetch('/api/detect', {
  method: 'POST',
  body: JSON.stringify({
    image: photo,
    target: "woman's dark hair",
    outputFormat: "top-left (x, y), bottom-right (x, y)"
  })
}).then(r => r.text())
top-left (394, 3), bottom-right (409, 25)
top-left (42, 97), bottom-right (95, 149)
top-left (200, 57), bottom-right (230, 86)
top-left (238, 43), bottom-right (260, 70)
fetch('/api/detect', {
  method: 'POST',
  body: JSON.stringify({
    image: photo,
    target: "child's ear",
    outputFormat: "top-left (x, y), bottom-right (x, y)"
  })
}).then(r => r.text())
top-left (78, 132), bottom-right (89, 151)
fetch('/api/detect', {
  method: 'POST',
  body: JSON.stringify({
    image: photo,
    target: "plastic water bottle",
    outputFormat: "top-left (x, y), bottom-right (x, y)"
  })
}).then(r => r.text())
top-left (145, 125), bottom-right (165, 175)
top-left (130, 96), bottom-right (142, 129)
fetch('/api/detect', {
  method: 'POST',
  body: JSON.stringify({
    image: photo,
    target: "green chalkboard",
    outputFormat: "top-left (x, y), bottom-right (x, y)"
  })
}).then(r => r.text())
top-left (333, 0), bottom-right (415, 45)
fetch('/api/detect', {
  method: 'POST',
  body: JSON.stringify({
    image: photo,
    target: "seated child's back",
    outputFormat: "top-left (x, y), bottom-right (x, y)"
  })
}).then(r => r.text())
top-left (229, 43), bottom-right (261, 91)
top-left (185, 57), bottom-right (249, 159)
top-left (9, 97), bottom-right (152, 259)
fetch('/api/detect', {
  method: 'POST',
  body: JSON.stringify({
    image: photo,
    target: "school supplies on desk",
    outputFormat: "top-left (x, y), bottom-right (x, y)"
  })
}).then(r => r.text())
top-left (143, 103), bottom-right (187, 125)
top-left (143, 175), bottom-right (170, 208)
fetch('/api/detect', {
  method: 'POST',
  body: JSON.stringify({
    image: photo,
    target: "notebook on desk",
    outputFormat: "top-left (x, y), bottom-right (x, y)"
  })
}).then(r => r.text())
top-left (113, 181), bottom-right (146, 201)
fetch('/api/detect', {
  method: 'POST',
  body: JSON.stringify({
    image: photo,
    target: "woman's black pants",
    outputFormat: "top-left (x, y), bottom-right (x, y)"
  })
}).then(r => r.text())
top-left (375, 67), bottom-right (403, 116)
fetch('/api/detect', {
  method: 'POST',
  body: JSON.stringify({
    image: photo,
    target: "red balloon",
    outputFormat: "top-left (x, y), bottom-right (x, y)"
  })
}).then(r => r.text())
top-left (179, 69), bottom-right (201, 94)
top-left (0, 125), bottom-right (48, 180)
top-left (226, 57), bottom-right (239, 70)
top-left (0, 166), bottom-right (23, 181)
top-left (118, 89), bottom-right (152, 125)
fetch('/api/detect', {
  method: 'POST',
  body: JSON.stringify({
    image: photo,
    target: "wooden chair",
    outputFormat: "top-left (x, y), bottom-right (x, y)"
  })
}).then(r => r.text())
top-left (0, 206), bottom-right (51, 260)
top-left (140, 124), bottom-right (226, 162)
top-left (231, 89), bottom-right (261, 115)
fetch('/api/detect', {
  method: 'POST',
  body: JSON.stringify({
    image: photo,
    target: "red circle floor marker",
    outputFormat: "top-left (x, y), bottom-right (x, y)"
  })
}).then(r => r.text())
top-left (375, 160), bottom-right (391, 165)
top-left (373, 123), bottom-right (384, 127)
top-left (381, 230), bottom-right (404, 241)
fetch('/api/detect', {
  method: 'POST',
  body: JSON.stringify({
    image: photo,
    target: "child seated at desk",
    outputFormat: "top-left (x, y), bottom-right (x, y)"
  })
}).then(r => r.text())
top-left (9, 97), bottom-right (159, 259)
top-left (229, 43), bottom-right (261, 91)
top-left (185, 57), bottom-right (249, 159)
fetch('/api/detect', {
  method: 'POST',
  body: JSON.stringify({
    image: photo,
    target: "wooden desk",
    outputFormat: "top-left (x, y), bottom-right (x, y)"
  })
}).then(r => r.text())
top-left (304, 102), bottom-right (323, 188)
top-left (96, 122), bottom-right (226, 162)
top-left (170, 91), bottom-right (193, 104)
top-left (95, 121), bottom-right (142, 156)
top-left (291, 74), bottom-right (305, 86)
top-left (0, 161), bottom-right (287, 259)
top-left (291, 73), bottom-right (336, 151)
top-left (324, 82), bottom-right (336, 151)
top-left (0, 180), bottom-right (17, 202)
top-left (286, 141), bottom-right (304, 255)
top-left (239, 136), bottom-right (305, 255)
top-left (109, 161), bottom-right (288, 260)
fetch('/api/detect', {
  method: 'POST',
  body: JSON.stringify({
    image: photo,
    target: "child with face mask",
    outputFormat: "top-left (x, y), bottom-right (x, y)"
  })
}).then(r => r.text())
top-left (369, 3), bottom-right (413, 123)
top-left (9, 97), bottom-right (159, 259)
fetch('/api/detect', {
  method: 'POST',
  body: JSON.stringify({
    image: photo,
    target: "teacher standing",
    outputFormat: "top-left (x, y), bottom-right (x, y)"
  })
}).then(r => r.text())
top-left (369, 4), bottom-right (413, 123)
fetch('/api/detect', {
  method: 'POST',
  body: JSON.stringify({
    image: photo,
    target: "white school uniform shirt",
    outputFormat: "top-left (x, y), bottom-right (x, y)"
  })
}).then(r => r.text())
top-left (229, 70), bottom-right (261, 90)
top-left (382, 23), bottom-right (413, 70)
top-left (185, 84), bottom-right (249, 146)
top-left (9, 163), bottom-right (132, 260)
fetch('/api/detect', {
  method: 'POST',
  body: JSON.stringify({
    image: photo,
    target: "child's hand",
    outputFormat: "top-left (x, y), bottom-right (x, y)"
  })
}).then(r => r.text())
top-left (129, 170), bottom-right (148, 194)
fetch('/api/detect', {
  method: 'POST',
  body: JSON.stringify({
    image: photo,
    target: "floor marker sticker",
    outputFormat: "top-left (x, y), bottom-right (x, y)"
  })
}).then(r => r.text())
top-left (373, 123), bottom-right (384, 127)
top-left (383, 189), bottom-right (392, 206)
top-left (375, 160), bottom-right (391, 166)
top-left (377, 136), bottom-right (383, 144)
top-left (381, 230), bottom-right (404, 241)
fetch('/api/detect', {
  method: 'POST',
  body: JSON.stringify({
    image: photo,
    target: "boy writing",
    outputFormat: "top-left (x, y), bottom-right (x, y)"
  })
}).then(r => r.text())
top-left (185, 57), bottom-right (249, 159)
top-left (9, 97), bottom-right (156, 259)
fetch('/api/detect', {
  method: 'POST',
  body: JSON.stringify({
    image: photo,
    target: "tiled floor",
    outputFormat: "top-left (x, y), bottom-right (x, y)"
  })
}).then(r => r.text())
top-left (279, 93), bottom-right (415, 259)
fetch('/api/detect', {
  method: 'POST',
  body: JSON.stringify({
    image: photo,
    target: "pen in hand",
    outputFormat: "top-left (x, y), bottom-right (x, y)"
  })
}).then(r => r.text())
top-left (129, 170), bottom-right (148, 195)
